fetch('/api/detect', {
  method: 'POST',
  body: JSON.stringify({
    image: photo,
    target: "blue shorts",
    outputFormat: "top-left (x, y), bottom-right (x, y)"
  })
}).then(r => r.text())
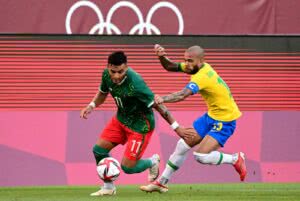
top-left (193, 113), bottom-right (236, 147)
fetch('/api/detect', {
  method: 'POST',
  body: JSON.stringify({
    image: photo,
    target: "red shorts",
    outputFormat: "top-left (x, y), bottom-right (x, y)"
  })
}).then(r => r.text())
top-left (100, 116), bottom-right (153, 161)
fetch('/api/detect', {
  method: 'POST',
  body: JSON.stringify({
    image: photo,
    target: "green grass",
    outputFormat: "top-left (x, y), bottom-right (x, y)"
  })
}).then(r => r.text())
top-left (0, 183), bottom-right (299, 201)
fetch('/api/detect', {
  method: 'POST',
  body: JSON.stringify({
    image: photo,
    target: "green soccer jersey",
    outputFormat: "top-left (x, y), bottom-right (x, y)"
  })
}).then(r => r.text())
top-left (99, 67), bottom-right (155, 134)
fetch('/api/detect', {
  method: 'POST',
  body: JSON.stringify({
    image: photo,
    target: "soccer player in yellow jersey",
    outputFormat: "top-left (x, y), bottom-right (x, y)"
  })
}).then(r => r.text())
top-left (140, 45), bottom-right (247, 193)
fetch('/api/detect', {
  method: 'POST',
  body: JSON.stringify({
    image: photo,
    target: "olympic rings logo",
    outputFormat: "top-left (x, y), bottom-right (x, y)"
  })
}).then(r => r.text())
top-left (66, 1), bottom-right (184, 35)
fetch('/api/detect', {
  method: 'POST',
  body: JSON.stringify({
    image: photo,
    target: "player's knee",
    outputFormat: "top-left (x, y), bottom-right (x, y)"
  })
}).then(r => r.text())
top-left (93, 144), bottom-right (109, 155)
top-left (174, 139), bottom-right (191, 155)
top-left (92, 145), bottom-right (110, 164)
top-left (193, 152), bottom-right (209, 164)
top-left (121, 165), bottom-right (135, 174)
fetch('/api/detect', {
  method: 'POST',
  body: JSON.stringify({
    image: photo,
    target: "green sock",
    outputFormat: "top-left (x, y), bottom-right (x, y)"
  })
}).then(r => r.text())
top-left (92, 144), bottom-right (110, 164)
top-left (121, 159), bottom-right (152, 174)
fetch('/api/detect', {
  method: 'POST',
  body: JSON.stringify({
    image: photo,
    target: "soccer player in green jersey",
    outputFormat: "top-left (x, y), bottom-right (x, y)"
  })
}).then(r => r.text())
top-left (80, 51), bottom-right (186, 196)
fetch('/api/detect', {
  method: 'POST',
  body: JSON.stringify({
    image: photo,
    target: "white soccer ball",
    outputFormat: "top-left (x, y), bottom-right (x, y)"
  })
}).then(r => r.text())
top-left (97, 157), bottom-right (121, 182)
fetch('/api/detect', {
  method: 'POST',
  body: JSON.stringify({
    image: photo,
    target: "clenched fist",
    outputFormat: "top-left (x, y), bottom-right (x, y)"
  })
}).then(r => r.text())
top-left (154, 44), bottom-right (166, 57)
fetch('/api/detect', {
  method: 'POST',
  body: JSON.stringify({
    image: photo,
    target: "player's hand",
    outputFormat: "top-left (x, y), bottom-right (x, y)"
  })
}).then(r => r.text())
top-left (80, 105), bottom-right (94, 119)
top-left (154, 44), bottom-right (166, 57)
top-left (154, 94), bottom-right (164, 104)
top-left (174, 127), bottom-right (188, 139)
top-left (175, 127), bottom-right (196, 141)
top-left (182, 127), bottom-right (198, 141)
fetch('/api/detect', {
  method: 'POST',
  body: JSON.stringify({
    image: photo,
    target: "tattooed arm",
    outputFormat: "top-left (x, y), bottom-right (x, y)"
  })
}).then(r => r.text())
top-left (153, 102), bottom-right (175, 124)
top-left (153, 102), bottom-right (187, 139)
top-left (154, 44), bottom-right (179, 72)
top-left (158, 56), bottom-right (179, 72)
top-left (158, 88), bottom-right (193, 103)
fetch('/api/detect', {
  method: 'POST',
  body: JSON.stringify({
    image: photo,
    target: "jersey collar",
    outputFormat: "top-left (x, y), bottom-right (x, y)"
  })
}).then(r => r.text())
top-left (117, 76), bottom-right (127, 85)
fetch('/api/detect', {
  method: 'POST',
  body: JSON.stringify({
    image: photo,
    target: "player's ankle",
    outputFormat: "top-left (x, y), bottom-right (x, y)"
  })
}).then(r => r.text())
top-left (103, 181), bottom-right (115, 190)
top-left (150, 154), bottom-right (160, 166)
top-left (232, 153), bottom-right (239, 164)
top-left (158, 177), bottom-right (169, 185)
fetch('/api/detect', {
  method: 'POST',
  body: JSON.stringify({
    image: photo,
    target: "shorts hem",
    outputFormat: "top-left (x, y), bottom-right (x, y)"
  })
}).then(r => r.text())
top-left (207, 133), bottom-right (225, 147)
top-left (99, 136), bottom-right (125, 145)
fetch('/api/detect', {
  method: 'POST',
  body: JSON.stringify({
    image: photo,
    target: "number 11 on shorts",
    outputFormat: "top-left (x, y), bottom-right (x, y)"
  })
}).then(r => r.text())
top-left (131, 140), bottom-right (142, 154)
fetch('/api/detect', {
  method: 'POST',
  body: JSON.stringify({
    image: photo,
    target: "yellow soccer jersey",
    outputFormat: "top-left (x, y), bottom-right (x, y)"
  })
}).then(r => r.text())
top-left (179, 62), bottom-right (242, 121)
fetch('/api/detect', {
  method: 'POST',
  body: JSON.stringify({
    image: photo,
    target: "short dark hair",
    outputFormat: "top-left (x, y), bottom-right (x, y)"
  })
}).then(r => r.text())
top-left (108, 51), bottom-right (127, 66)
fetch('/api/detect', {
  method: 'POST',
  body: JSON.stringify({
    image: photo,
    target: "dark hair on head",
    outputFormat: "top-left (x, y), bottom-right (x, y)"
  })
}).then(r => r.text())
top-left (108, 51), bottom-right (127, 66)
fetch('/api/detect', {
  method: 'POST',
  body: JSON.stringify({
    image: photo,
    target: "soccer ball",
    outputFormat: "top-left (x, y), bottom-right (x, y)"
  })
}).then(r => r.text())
top-left (97, 157), bottom-right (121, 182)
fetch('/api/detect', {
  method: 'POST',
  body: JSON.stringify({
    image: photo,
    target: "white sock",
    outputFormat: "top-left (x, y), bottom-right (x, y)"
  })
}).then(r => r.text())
top-left (149, 154), bottom-right (159, 167)
top-left (222, 152), bottom-right (235, 164)
top-left (193, 151), bottom-right (236, 165)
top-left (232, 153), bottom-right (239, 164)
top-left (103, 181), bottom-right (115, 190)
top-left (159, 139), bottom-right (191, 184)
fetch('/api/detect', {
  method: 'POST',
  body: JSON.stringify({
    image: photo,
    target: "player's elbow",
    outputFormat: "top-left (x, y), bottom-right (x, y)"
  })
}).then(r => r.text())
top-left (178, 94), bottom-right (189, 102)
top-left (181, 95), bottom-right (188, 100)
top-left (167, 65), bottom-right (174, 71)
top-left (163, 64), bottom-right (177, 72)
top-left (162, 65), bottom-right (172, 71)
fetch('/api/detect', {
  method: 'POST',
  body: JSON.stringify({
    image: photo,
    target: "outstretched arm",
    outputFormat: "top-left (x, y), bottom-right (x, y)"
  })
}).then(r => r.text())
top-left (154, 44), bottom-right (179, 72)
top-left (157, 88), bottom-right (193, 103)
top-left (153, 102), bottom-right (174, 125)
top-left (153, 102), bottom-right (188, 139)
top-left (158, 56), bottom-right (179, 72)
top-left (80, 91), bottom-right (108, 119)
top-left (92, 91), bottom-right (108, 107)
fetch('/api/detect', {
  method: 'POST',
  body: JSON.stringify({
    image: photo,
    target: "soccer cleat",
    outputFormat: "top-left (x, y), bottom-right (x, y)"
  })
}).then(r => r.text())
top-left (233, 152), bottom-right (247, 181)
top-left (140, 180), bottom-right (168, 193)
top-left (148, 154), bottom-right (160, 182)
top-left (90, 187), bottom-right (116, 196)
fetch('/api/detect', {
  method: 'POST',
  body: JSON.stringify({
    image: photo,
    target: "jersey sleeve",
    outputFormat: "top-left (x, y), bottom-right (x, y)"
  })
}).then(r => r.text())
top-left (177, 62), bottom-right (186, 72)
top-left (133, 75), bottom-right (154, 108)
top-left (99, 69), bottom-right (109, 93)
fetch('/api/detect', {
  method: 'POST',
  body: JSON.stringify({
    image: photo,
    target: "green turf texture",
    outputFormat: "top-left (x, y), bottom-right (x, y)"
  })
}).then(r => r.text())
top-left (0, 183), bottom-right (299, 201)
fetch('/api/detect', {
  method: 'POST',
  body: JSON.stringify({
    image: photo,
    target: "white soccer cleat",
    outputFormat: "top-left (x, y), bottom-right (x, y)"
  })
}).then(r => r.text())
top-left (140, 181), bottom-right (168, 193)
top-left (90, 187), bottom-right (116, 196)
top-left (148, 154), bottom-right (160, 182)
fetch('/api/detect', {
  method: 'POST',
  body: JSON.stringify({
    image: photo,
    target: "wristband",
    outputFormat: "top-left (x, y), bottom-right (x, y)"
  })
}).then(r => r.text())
top-left (171, 121), bottom-right (179, 130)
top-left (88, 102), bottom-right (96, 108)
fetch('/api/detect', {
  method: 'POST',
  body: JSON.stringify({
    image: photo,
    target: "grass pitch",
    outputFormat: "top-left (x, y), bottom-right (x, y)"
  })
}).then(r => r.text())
top-left (0, 183), bottom-right (299, 201)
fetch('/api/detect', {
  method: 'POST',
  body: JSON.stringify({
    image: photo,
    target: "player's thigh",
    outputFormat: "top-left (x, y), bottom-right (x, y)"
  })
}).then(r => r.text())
top-left (195, 135), bottom-right (221, 154)
top-left (207, 120), bottom-right (237, 148)
top-left (122, 130), bottom-right (154, 167)
top-left (193, 113), bottom-right (211, 139)
top-left (96, 138), bottom-right (117, 151)
top-left (98, 116), bottom-right (126, 149)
